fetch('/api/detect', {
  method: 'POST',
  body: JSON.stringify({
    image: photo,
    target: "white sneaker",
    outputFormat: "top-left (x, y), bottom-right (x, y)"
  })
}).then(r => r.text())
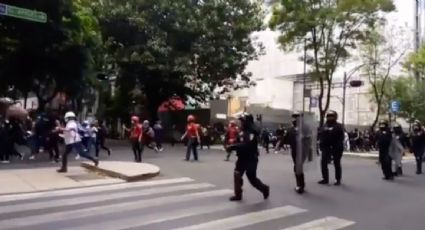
top-left (154, 147), bottom-right (159, 152)
top-left (159, 148), bottom-right (164, 152)
top-left (75, 155), bottom-right (81, 160)
top-left (29, 155), bottom-right (36, 160)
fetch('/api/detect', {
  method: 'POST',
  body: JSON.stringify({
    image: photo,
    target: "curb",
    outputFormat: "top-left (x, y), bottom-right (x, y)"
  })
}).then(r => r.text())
top-left (81, 163), bottom-right (160, 182)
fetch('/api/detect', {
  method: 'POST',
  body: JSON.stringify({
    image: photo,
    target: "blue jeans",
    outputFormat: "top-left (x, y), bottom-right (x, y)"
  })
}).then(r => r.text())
top-left (186, 138), bottom-right (198, 161)
top-left (60, 142), bottom-right (97, 170)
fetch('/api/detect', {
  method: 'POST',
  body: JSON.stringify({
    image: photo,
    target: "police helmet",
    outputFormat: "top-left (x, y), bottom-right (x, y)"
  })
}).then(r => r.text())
top-left (379, 120), bottom-right (389, 128)
top-left (292, 111), bottom-right (301, 119)
top-left (326, 110), bottom-right (338, 118)
top-left (238, 112), bottom-right (254, 125)
top-left (64, 111), bottom-right (76, 120)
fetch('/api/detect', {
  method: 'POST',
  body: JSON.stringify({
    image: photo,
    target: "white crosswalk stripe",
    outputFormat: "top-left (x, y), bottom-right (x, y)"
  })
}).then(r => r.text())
top-left (0, 177), bottom-right (356, 230)
top-left (171, 206), bottom-right (307, 230)
top-left (0, 177), bottom-right (194, 202)
top-left (281, 216), bottom-right (355, 230)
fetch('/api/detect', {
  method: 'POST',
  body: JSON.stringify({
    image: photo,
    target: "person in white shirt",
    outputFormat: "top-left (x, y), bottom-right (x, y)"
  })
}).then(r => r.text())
top-left (57, 111), bottom-right (98, 173)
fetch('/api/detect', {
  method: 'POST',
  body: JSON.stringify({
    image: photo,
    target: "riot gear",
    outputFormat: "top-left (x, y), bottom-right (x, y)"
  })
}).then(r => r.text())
top-left (411, 123), bottom-right (425, 174)
top-left (227, 113), bottom-right (270, 201)
top-left (377, 121), bottom-right (393, 180)
top-left (319, 110), bottom-right (344, 185)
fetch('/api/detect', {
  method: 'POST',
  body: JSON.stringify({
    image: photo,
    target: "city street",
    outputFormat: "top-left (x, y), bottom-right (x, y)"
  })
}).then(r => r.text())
top-left (0, 142), bottom-right (424, 230)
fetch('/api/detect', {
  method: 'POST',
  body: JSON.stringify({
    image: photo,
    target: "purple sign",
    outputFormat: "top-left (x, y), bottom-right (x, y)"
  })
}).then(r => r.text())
top-left (0, 4), bottom-right (6, 15)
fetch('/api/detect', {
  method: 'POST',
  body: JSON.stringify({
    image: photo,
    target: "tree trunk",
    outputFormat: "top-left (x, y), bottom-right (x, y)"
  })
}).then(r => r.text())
top-left (371, 98), bottom-right (382, 131)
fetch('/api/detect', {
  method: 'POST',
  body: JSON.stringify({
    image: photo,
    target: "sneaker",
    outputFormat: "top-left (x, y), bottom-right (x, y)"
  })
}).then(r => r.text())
top-left (295, 187), bottom-right (305, 194)
top-left (75, 155), bottom-right (80, 160)
top-left (334, 181), bottom-right (341, 186)
top-left (29, 155), bottom-right (36, 160)
top-left (57, 168), bottom-right (67, 173)
top-left (159, 148), bottom-right (164, 152)
top-left (154, 147), bottom-right (159, 152)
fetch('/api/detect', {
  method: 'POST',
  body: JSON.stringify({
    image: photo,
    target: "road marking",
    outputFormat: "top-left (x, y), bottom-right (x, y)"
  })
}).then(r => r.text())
top-left (0, 183), bottom-right (215, 213)
top-left (0, 189), bottom-right (232, 229)
top-left (62, 202), bottom-right (241, 230)
top-left (0, 177), bottom-right (194, 202)
top-left (172, 206), bottom-right (307, 230)
top-left (281, 216), bottom-right (355, 230)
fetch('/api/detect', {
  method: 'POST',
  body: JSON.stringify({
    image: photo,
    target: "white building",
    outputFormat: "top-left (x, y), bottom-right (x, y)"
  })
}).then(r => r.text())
top-left (232, 0), bottom-right (415, 127)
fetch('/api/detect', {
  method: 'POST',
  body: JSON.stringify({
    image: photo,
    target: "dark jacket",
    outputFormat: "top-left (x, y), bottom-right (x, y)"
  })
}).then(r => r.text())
top-left (319, 121), bottom-right (344, 153)
top-left (228, 125), bottom-right (259, 159)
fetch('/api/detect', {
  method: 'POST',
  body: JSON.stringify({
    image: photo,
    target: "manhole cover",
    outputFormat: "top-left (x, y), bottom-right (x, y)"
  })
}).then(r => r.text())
top-left (67, 173), bottom-right (105, 181)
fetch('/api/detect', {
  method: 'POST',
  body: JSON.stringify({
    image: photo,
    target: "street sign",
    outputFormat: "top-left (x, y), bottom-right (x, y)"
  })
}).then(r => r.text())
top-left (0, 3), bottom-right (47, 23)
top-left (0, 4), bottom-right (6, 15)
top-left (390, 100), bottom-right (400, 113)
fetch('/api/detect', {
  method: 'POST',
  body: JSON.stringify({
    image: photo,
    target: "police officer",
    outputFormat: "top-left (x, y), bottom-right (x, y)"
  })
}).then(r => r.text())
top-left (377, 120), bottom-right (393, 180)
top-left (318, 110), bottom-right (344, 185)
top-left (226, 113), bottom-right (270, 201)
top-left (410, 122), bottom-right (425, 174)
top-left (287, 112), bottom-right (305, 193)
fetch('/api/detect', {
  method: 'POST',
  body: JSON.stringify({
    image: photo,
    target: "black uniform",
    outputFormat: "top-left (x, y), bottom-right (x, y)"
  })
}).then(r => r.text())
top-left (287, 120), bottom-right (305, 193)
top-left (319, 119), bottom-right (344, 185)
top-left (410, 127), bottom-right (425, 174)
top-left (377, 126), bottom-right (393, 180)
top-left (227, 113), bottom-right (269, 201)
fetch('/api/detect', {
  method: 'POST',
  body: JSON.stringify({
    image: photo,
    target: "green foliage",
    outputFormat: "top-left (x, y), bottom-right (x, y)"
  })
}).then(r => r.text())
top-left (360, 24), bottom-right (408, 129)
top-left (90, 0), bottom-right (263, 119)
top-left (0, 0), bottom-right (102, 110)
top-left (375, 77), bottom-right (425, 123)
top-left (269, 0), bottom-right (395, 125)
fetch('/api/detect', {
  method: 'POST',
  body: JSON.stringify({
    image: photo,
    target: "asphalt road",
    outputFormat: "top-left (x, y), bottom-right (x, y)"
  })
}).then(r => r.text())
top-left (1, 142), bottom-right (424, 230)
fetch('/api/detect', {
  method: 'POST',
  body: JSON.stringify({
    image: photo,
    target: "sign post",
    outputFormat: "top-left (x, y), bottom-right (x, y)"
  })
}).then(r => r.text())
top-left (0, 3), bottom-right (47, 23)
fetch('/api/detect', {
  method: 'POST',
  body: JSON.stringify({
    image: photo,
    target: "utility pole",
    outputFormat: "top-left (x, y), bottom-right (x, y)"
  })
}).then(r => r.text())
top-left (415, 0), bottom-right (421, 80)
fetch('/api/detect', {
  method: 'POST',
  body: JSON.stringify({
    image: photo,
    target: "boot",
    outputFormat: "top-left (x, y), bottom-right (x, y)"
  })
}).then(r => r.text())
top-left (229, 171), bottom-right (243, 201)
top-left (295, 174), bottom-right (305, 194)
top-left (57, 168), bottom-right (67, 173)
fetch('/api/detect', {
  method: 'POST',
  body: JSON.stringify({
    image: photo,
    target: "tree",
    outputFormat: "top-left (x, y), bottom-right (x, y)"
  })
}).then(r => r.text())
top-left (360, 25), bottom-right (409, 130)
top-left (0, 0), bottom-right (101, 111)
top-left (269, 0), bottom-right (395, 125)
top-left (378, 77), bottom-right (425, 124)
top-left (91, 0), bottom-right (263, 120)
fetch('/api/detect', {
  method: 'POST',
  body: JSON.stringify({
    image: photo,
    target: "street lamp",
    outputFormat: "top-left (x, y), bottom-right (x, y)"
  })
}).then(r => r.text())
top-left (341, 64), bottom-right (367, 126)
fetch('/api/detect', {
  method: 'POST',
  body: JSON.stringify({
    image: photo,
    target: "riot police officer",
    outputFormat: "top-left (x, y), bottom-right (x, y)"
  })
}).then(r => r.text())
top-left (377, 120), bottom-right (393, 180)
top-left (226, 113), bottom-right (270, 201)
top-left (318, 110), bottom-right (344, 185)
top-left (287, 112), bottom-right (305, 194)
top-left (410, 122), bottom-right (425, 174)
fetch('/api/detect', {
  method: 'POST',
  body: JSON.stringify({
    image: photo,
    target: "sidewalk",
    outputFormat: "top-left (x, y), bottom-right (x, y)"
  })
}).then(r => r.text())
top-left (0, 166), bottom-right (124, 195)
top-left (209, 145), bottom-right (415, 161)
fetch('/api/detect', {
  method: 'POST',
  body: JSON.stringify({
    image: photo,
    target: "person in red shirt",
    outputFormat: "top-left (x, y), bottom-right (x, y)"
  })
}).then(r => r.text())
top-left (225, 120), bottom-right (239, 161)
top-left (181, 115), bottom-right (201, 161)
top-left (129, 116), bottom-right (143, 162)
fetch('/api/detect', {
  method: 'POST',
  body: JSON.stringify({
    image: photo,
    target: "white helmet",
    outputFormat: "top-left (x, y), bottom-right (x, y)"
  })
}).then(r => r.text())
top-left (64, 111), bottom-right (76, 120)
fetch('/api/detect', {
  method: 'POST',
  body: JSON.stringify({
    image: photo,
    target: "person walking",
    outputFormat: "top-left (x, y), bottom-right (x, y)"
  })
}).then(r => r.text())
top-left (57, 112), bottom-right (98, 173)
top-left (129, 116), bottom-right (142, 162)
top-left (153, 120), bottom-right (164, 152)
top-left (225, 120), bottom-right (239, 161)
top-left (47, 120), bottom-right (61, 162)
top-left (226, 113), bottom-right (270, 201)
top-left (376, 120), bottom-right (393, 180)
top-left (181, 115), bottom-right (201, 161)
top-left (95, 120), bottom-right (112, 157)
top-left (410, 122), bottom-right (425, 175)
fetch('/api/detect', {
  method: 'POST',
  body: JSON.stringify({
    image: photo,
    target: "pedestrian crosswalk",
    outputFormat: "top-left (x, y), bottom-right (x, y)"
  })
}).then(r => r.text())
top-left (0, 177), bottom-right (356, 230)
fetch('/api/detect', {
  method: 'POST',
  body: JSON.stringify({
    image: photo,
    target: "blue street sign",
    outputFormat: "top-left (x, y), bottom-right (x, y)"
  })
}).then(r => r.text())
top-left (390, 100), bottom-right (400, 113)
top-left (0, 4), bottom-right (6, 15)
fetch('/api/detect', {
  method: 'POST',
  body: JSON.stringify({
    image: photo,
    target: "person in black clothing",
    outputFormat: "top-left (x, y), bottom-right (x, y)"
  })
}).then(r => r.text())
top-left (226, 113), bottom-right (270, 201)
top-left (287, 112), bottom-right (305, 194)
top-left (274, 125), bottom-right (285, 153)
top-left (377, 120), bottom-right (393, 180)
top-left (95, 120), bottom-right (111, 157)
top-left (0, 119), bottom-right (14, 163)
top-left (410, 122), bottom-right (425, 174)
top-left (318, 110), bottom-right (345, 186)
top-left (46, 120), bottom-right (61, 162)
top-left (261, 129), bottom-right (270, 154)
